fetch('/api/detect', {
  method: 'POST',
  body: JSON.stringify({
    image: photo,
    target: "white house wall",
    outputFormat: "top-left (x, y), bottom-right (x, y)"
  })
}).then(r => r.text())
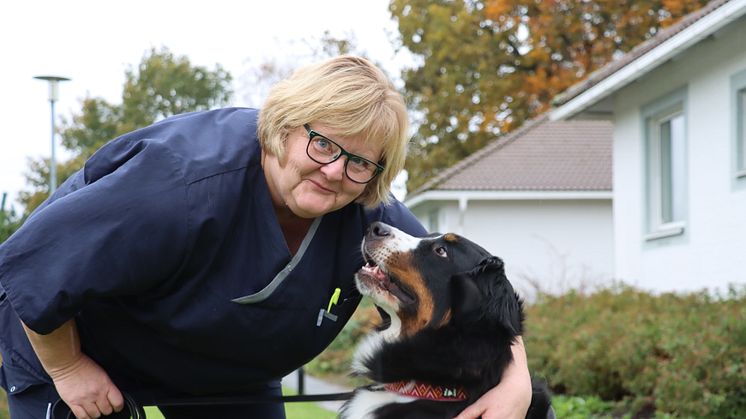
top-left (612, 17), bottom-right (746, 292)
top-left (411, 199), bottom-right (614, 300)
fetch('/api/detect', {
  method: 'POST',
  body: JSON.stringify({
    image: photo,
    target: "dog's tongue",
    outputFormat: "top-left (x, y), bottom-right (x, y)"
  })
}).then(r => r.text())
top-left (361, 262), bottom-right (388, 283)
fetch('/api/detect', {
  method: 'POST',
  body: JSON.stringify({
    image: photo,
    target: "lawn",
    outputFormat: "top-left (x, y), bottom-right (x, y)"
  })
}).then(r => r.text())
top-left (141, 387), bottom-right (337, 419)
top-left (0, 388), bottom-right (335, 419)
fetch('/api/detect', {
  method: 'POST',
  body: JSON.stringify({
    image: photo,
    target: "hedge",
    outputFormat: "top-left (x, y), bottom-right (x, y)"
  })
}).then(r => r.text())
top-left (524, 284), bottom-right (746, 418)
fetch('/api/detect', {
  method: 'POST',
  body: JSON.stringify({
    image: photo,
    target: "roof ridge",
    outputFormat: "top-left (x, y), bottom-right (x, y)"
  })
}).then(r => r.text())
top-left (554, 0), bottom-right (730, 106)
top-left (407, 113), bottom-right (551, 199)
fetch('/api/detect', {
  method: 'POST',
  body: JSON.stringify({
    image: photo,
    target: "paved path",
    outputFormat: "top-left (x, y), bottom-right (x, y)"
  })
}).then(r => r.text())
top-left (283, 369), bottom-right (353, 412)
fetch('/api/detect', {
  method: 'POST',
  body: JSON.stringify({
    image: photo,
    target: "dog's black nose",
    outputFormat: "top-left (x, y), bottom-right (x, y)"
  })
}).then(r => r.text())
top-left (367, 221), bottom-right (392, 240)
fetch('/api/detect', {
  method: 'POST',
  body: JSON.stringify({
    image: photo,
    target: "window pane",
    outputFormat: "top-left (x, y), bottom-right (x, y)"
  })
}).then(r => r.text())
top-left (669, 114), bottom-right (686, 222)
top-left (658, 113), bottom-right (685, 225)
top-left (428, 208), bottom-right (439, 232)
top-left (740, 90), bottom-right (746, 170)
top-left (660, 120), bottom-right (673, 223)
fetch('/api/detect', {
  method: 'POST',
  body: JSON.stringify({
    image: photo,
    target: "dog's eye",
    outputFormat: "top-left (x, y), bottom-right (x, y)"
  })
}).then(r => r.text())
top-left (433, 244), bottom-right (448, 258)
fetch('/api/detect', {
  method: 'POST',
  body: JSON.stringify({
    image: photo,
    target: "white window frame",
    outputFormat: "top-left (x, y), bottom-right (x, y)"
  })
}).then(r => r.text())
top-left (642, 90), bottom-right (688, 241)
top-left (737, 88), bottom-right (746, 178)
top-left (732, 69), bottom-right (746, 183)
top-left (427, 207), bottom-right (440, 233)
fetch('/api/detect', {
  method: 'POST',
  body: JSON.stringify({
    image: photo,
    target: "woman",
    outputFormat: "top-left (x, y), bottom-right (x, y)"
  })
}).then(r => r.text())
top-left (0, 56), bottom-right (532, 418)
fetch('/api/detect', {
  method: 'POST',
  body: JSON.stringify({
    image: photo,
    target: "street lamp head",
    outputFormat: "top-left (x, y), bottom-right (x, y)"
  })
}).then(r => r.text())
top-left (34, 75), bottom-right (71, 102)
top-left (33, 75), bottom-right (71, 82)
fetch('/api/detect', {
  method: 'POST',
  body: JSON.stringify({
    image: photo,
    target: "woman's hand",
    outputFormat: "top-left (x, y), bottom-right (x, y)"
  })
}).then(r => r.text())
top-left (51, 353), bottom-right (125, 419)
top-left (22, 319), bottom-right (124, 418)
top-left (454, 337), bottom-right (532, 419)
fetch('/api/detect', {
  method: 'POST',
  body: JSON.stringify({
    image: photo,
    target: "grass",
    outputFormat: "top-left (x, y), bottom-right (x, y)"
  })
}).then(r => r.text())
top-left (143, 388), bottom-right (336, 419)
top-left (282, 387), bottom-right (338, 419)
top-left (0, 388), bottom-right (7, 419)
top-left (0, 387), bottom-right (334, 419)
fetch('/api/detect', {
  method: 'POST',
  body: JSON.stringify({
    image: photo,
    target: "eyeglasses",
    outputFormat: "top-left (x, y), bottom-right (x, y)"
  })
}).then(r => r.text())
top-left (303, 124), bottom-right (384, 184)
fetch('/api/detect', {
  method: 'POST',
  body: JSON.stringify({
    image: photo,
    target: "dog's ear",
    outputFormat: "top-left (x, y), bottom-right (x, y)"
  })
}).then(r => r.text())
top-left (480, 258), bottom-right (523, 337)
top-left (452, 257), bottom-right (524, 336)
top-left (450, 271), bottom-right (484, 323)
top-left (449, 257), bottom-right (500, 322)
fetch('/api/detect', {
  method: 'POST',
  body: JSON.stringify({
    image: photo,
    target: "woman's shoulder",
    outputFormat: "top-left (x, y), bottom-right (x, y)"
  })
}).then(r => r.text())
top-left (363, 197), bottom-right (428, 237)
top-left (88, 108), bottom-right (263, 185)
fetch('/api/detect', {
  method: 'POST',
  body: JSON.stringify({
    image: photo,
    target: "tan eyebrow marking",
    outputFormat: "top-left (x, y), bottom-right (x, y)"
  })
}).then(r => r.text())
top-left (444, 233), bottom-right (459, 243)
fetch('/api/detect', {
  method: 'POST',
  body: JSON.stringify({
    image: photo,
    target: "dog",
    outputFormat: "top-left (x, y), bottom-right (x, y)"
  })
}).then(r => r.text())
top-left (339, 222), bottom-right (552, 419)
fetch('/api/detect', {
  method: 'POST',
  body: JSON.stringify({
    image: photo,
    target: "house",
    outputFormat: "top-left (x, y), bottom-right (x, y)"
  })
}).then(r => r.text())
top-left (550, 0), bottom-right (746, 293)
top-left (404, 116), bottom-right (614, 299)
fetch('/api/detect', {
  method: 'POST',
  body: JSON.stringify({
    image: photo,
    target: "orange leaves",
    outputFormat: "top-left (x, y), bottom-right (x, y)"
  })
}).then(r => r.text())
top-left (393, 0), bottom-right (710, 191)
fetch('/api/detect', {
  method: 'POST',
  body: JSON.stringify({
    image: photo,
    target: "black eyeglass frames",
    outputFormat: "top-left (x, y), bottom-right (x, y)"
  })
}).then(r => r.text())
top-left (303, 124), bottom-right (384, 184)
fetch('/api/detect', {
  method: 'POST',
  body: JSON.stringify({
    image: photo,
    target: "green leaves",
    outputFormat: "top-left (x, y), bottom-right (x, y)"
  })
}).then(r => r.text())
top-left (0, 193), bottom-right (20, 244)
top-left (525, 285), bottom-right (746, 418)
top-left (393, 0), bottom-right (710, 192)
top-left (121, 47), bottom-right (233, 130)
top-left (19, 47), bottom-right (233, 216)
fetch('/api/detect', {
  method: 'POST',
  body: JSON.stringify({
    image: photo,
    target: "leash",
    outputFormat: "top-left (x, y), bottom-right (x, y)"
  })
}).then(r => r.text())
top-left (150, 391), bottom-right (355, 406)
top-left (48, 391), bottom-right (355, 418)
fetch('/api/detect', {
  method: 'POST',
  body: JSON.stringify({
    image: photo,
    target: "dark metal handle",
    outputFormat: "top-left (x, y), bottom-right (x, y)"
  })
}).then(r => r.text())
top-left (49, 393), bottom-right (145, 419)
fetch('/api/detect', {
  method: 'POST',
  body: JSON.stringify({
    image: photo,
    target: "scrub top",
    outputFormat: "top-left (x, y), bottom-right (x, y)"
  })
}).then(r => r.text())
top-left (0, 107), bottom-right (427, 399)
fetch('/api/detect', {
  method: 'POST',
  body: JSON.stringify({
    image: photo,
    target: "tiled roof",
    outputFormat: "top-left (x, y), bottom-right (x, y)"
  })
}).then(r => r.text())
top-left (409, 117), bottom-right (612, 197)
top-left (553, 0), bottom-right (730, 106)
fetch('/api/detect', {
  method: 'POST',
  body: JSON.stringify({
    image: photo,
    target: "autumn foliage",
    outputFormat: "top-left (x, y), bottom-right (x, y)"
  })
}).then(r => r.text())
top-left (392, 0), bottom-right (710, 191)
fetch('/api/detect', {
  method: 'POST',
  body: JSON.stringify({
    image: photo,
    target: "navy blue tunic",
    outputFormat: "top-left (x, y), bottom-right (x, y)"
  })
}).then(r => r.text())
top-left (0, 108), bottom-right (426, 399)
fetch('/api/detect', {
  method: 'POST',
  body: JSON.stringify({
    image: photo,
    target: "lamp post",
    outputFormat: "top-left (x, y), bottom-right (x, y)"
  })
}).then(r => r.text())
top-left (34, 75), bottom-right (70, 194)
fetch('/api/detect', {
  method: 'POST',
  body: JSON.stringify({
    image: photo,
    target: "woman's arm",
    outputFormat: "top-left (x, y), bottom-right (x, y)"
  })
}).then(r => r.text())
top-left (22, 319), bottom-right (124, 419)
top-left (454, 336), bottom-right (532, 419)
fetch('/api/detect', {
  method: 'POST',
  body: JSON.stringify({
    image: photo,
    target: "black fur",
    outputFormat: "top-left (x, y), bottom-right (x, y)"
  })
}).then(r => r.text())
top-left (341, 224), bottom-right (552, 418)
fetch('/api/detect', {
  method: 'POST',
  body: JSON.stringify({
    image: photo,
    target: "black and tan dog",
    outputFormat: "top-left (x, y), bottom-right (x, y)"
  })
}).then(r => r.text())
top-left (340, 222), bottom-right (552, 419)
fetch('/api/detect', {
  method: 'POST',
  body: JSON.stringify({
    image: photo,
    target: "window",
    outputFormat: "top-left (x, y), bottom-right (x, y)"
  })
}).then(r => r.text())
top-left (733, 69), bottom-right (746, 182)
top-left (738, 88), bottom-right (746, 176)
top-left (645, 101), bottom-right (687, 240)
top-left (427, 208), bottom-right (440, 233)
top-left (656, 112), bottom-right (686, 224)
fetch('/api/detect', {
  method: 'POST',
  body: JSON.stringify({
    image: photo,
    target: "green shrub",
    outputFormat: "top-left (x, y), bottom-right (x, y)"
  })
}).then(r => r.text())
top-left (551, 395), bottom-right (617, 419)
top-left (525, 284), bottom-right (746, 418)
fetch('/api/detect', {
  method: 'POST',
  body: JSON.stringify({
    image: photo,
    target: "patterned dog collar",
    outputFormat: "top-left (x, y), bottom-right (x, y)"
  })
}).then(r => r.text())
top-left (383, 380), bottom-right (468, 402)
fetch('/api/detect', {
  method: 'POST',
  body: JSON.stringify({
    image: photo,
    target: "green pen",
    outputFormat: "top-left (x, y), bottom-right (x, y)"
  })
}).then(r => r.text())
top-left (327, 287), bottom-right (341, 312)
top-left (317, 287), bottom-right (342, 327)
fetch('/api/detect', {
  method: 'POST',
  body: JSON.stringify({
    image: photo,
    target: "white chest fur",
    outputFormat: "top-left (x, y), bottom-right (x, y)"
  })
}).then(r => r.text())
top-left (350, 305), bottom-right (402, 375)
top-left (341, 388), bottom-right (416, 419)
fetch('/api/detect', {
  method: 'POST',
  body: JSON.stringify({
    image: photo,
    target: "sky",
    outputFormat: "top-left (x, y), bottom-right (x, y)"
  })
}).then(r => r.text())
top-left (0, 0), bottom-right (412, 209)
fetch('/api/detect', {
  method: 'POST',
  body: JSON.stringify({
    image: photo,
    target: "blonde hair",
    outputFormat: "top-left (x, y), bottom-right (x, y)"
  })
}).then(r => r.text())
top-left (258, 55), bottom-right (409, 207)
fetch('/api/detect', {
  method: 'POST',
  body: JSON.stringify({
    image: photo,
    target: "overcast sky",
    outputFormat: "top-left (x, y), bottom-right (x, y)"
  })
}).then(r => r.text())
top-left (0, 0), bottom-right (411, 209)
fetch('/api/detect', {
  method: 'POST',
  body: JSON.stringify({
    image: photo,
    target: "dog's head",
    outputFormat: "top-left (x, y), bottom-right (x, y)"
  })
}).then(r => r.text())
top-left (355, 222), bottom-right (522, 338)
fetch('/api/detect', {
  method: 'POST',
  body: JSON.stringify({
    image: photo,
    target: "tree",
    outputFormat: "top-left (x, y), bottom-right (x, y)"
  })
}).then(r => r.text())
top-left (391, 0), bottom-right (709, 191)
top-left (19, 47), bottom-right (233, 215)
top-left (241, 31), bottom-right (365, 107)
top-left (0, 192), bottom-right (21, 243)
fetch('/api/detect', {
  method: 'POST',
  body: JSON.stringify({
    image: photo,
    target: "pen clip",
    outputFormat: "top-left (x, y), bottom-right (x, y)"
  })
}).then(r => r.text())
top-left (316, 308), bottom-right (338, 326)
top-left (327, 287), bottom-right (341, 312)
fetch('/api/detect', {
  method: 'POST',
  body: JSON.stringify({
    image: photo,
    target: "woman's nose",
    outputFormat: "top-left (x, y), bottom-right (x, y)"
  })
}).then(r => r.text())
top-left (320, 158), bottom-right (346, 181)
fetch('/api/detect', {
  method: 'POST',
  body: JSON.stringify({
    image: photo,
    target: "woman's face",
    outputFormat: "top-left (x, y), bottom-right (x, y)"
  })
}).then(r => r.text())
top-left (263, 124), bottom-right (382, 219)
